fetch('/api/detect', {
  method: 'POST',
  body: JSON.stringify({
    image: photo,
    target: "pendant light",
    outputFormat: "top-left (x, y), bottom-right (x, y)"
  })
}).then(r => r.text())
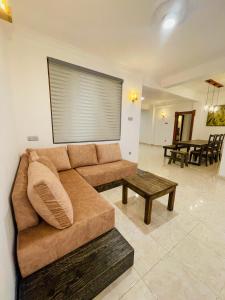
top-left (205, 79), bottom-right (224, 112)
top-left (209, 85), bottom-right (216, 112)
top-left (213, 87), bottom-right (220, 112)
top-left (204, 84), bottom-right (210, 111)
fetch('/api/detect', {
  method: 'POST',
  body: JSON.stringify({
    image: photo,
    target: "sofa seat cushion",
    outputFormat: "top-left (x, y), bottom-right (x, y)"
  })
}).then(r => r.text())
top-left (17, 169), bottom-right (115, 278)
top-left (76, 160), bottom-right (137, 187)
top-left (96, 143), bottom-right (122, 164)
top-left (12, 154), bottom-right (39, 232)
top-left (67, 144), bottom-right (98, 168)
top-left (27, 146), bottom-right (71, 171)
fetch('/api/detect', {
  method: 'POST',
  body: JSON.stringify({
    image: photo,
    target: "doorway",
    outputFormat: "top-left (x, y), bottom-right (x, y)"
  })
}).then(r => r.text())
top-left (173, 110), bottom-right (195, 143)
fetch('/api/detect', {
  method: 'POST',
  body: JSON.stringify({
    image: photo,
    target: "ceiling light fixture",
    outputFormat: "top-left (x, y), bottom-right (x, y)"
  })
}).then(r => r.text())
top-left (162, 14), bottom-right (177, 29)
top-left (204, 79), bottom-right (224, 112)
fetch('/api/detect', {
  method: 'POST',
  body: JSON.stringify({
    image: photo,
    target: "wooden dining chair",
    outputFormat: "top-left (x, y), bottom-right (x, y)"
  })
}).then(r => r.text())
top-left (214, 134), bottom-right (225, 161)
top-left (190, 134), bottom-right (215, 166)
top-left (208, 134), bottom-right (216, 146)
top-left (211, 134), bottom-right (220, 162)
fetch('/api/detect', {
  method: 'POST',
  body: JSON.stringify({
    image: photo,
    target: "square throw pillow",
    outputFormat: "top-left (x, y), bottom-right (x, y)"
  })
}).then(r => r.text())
top-left (96, 143), bottom-right (122, 164)
top-left (27, 161), bottom-right (74, 229)
top-left (67, 144), bottom-right (98, 168)
top-left (27, 146), bottom-right (71, 171)
top-left (29, 151), bottom-right (59, 179)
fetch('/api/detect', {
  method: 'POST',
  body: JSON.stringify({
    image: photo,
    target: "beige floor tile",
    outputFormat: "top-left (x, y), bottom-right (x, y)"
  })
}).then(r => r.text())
top-left (94, 268), bottom-right (140, 300)
top-left (150, 217), bottom-right (187, 251)
top-left (134, 256), bottom-right (152, 277)
top-left (170, 213), bottom-right (199, 233)
top-left (169, 235), bottom-right (225, 294)
top-left (218, 286), bottom-right (225, 300)
top-left (189, 222), bottom-right (225, 259)
top-left (144, 256), bottom-right (216, 300)
top-left (191, 204), bottom-right (225, 234)
top-left (115, 195), bottom-right (177, 234)
top-left (131, 235), bottom-right (167, 275)
top-left (120, 280), bottom-right (157, 300)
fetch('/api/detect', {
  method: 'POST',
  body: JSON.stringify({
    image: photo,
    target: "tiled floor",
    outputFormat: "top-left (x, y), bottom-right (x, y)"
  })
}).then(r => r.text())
top-left (95, 144), bottom-right (225, 300)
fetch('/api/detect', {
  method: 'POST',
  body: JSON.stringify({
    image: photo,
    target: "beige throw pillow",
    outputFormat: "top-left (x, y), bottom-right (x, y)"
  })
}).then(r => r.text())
top-left (27, 161), bottom-right (74, 229)
top-left (29, 151), bottom-right (59, 179)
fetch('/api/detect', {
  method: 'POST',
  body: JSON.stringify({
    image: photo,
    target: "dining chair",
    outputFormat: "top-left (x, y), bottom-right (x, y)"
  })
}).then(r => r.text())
top-left (190, 134), bottom-right (216, 166)
top-left (212, 134), bottom-right (221, 162)
top-left (214, 134), bottom-right (225, 161)
top-left (208, 134), bottom-right (216, 146)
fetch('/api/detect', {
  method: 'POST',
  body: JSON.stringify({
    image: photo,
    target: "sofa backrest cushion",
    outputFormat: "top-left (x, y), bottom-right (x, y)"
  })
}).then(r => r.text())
top-left (29, 151), bottom-right (59, 179)
top-left (27, 161), bottom-right (74, 229)
top-left (67, 144), bottom-right (98, 168)
top-left (12, 154), bottom-right (39, 231)
top-left (27, 146), bottom-right (71, 171)
top-left (96, 143), bottom-right (122, 164)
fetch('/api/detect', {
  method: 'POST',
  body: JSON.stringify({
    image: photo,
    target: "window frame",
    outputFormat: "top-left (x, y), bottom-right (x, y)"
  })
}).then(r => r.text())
top-left (47, 57), bottom-right (123, 144)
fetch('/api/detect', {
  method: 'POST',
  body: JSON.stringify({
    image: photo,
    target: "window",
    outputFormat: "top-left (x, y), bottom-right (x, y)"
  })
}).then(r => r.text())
top-left (47, 57), bottom-right (123, 143)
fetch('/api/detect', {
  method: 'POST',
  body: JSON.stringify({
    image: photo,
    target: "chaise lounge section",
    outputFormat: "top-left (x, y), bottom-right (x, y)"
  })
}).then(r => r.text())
top-left (17, 168), bottom-right (115, 278)
top-left (12, 143), bottom-right (137, 280)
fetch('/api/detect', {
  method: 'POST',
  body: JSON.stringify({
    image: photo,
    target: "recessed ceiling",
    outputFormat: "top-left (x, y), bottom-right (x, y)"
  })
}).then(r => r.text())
top-left (168, 73), bottom-right (225, 102)
top-left (142, 85), bottom-right (196, 105)
top-left (12, 0), bottom-right (225, 83)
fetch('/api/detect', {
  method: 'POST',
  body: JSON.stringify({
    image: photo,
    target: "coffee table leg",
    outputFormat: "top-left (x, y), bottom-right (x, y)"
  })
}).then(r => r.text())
top-left (144, 197), bottom-right (152, 225)
top-left (168, 188), bottom-right (176, 211)
top-left (122, 185), bottom-right (128, 204)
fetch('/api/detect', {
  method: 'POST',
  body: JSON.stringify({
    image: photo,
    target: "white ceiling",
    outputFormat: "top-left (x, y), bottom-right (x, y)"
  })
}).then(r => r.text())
top-left (142, 85), bottom-right (196, 106)
top-left (168, 73), bottom-right (225, 102)
top-left (12, 0), bottom-right (225, 83)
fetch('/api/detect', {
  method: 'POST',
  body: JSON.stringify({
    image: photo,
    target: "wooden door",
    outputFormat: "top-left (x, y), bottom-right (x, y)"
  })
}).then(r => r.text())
top-left (173, 110), bottom-right (195, 144)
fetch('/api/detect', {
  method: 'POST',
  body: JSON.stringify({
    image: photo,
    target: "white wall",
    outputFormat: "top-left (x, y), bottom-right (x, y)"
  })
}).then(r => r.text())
top-left (140, 106), bottom-right (154, 144)
top-left (192, 101), bottom-right (225, 139)
top-left (0, 24), bottom-right (143, 300)
top-left (140, 101), bottom-right (194, 146)
top-left (219, 149), bottom-right (225, 177)
top-left (0, 23), bottom-right (19, 300)
top-left (9, 28), bottom-right (142, 162)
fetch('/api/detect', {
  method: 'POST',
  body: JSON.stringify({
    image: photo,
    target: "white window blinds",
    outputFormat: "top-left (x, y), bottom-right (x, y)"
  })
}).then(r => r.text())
top-left (48, 58), bottom-right (123, 143)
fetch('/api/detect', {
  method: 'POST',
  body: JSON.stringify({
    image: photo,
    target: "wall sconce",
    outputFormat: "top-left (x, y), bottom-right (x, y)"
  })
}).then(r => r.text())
top-left (161, 112), bottom-right (167, 119)
top-left (0, 0), bottom-right (12, 23)
top-left (128, 90), bottom-right (139, 103)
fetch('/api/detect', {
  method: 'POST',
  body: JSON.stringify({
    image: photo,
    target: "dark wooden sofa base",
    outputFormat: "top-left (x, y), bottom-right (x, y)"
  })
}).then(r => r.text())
top-left (95, 179), bottom-right (123, 192)
top-left (94, 170), bottom-right (149, 193)
top-left (18, 228), bottom-right (134, 300)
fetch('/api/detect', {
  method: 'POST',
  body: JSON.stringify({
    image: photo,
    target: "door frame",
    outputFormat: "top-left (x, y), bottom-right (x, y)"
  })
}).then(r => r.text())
top-left (173, 110), bottom-right (196, 144)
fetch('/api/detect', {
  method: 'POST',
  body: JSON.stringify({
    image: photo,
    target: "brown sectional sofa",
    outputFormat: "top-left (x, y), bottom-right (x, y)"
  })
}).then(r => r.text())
top-left (12, 143), bottom-right (137, 278)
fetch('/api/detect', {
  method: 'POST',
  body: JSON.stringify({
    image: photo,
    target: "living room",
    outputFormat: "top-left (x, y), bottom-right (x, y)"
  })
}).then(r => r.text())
top-left (1, 1), bottom-right (225, 299)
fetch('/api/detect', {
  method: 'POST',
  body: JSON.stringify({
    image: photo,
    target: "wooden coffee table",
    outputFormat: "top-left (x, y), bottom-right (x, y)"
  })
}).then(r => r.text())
top-left (122, 170), bottom-right (178, 225)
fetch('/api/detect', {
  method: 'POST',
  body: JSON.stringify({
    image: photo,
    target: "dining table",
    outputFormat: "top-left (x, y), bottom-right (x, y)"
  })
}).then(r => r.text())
top-left (177, 140), bottom-right (208, 165)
